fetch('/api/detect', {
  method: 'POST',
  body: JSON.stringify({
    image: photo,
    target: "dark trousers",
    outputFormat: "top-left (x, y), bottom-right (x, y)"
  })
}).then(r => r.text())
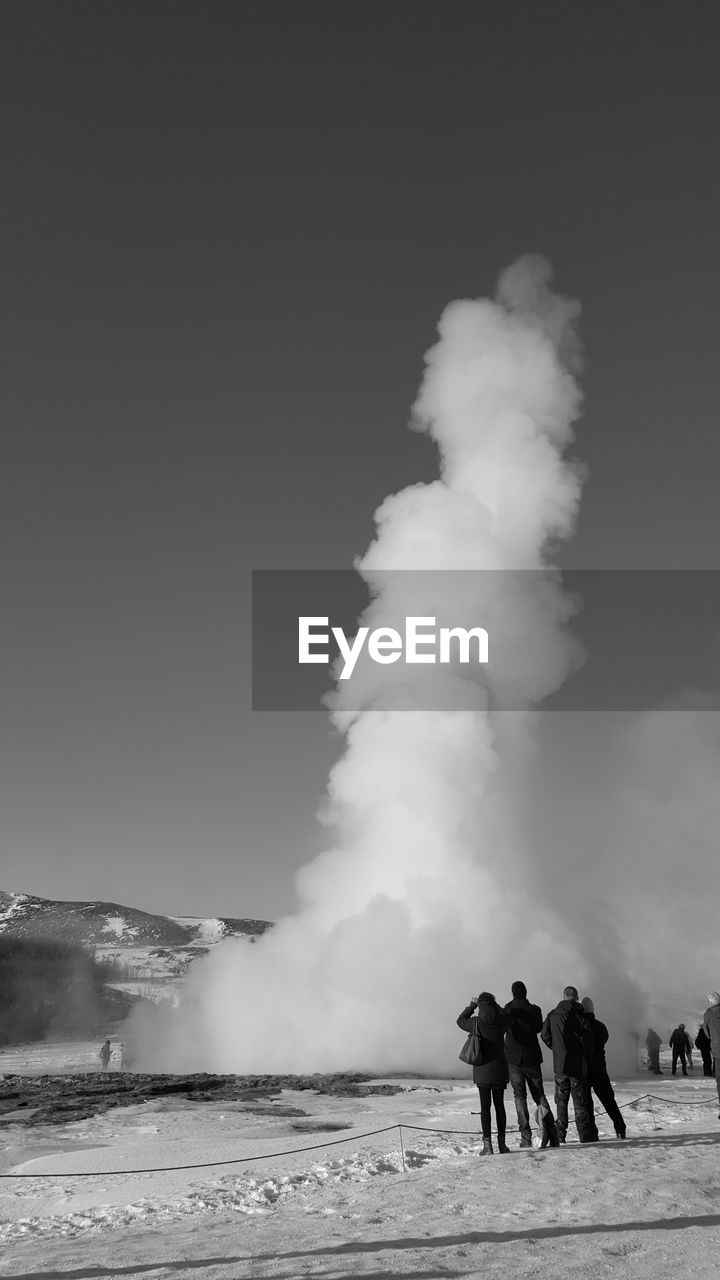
top-left (647, 1048), bottom-right (661, 1072)
top-left (589, 1070), bottom-right (626, 1136)
top-left (699, 1049), bottom-right (714, 1077)
top-left (671, 1048), bottom-right (687, 1075)
top-left (509, 1065), bottom-right (550, 1140)
top-left (477, 1085), bottom-right (506, 1140)
top-left (554, 1075), bottom-right (595, 1143)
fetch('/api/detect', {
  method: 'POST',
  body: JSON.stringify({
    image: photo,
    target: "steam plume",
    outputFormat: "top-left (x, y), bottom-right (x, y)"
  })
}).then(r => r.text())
top-left (133, 256), bottom-right (644, 1074)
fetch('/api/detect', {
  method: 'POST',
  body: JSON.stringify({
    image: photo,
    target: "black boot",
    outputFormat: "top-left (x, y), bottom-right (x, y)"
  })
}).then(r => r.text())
top-left (497, 1132), bottom-right (510, 1154)
top-left (544, 1113), bottom-right (560, 1148)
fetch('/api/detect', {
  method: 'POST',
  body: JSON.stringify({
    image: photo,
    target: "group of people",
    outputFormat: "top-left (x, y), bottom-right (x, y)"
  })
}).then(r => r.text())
top-left (458, 987), bottom-right (720, 1154)
top-left (645, 993), bottom-right (720, 1093)
top-left (457, 982), bottom-right (626, 1153)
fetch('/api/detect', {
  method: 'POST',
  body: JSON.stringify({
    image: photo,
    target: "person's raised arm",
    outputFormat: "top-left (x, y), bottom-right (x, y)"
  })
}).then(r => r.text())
top-left (457, 998), bottom-right (478, 1032)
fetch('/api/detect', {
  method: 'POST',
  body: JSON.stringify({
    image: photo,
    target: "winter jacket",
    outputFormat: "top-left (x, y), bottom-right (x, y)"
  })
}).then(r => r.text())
top-left (503, 996), bottom-right (544, 1068)
top-left (703, 1003), bottom-right (720, 1056)
top-left (540, 999), bottom-right (594, 1078)
top-left (457, 999), bottom-right (512, 1087)
top-left (669, 1028), bottom-right (692, 1055)
top-left (583, 1011), bottom-right (610, 1074)
top-left (645, 1029), bottom-right (662, 1051)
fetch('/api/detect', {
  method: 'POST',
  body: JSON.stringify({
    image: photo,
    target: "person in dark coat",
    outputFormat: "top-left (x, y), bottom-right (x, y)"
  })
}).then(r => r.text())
top-left (695, 1023), bottom-right (714, 1077)
top-left (645, 1028), bottom-right (662, 1073)
top-left (541, 985), bottom-right (596, 1144)
top-left (581, 997), bottom-right (627, 1139)
top-left (503, 980), bottom-right (559, 1149)
top-left (457, 992), bottom-right (512, 1155)
top-left (703, 992), bottom-right (720, 1116)
top-left (669, 1023), bottom-right (692, 1076)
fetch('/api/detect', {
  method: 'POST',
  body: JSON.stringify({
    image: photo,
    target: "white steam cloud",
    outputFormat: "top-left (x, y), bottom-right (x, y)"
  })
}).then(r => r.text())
top-left (132, 256), bottom-right (651, 1075)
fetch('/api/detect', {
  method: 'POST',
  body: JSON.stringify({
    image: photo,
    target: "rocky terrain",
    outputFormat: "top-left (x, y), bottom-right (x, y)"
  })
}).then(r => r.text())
top-left (0, 1072), bottom-right (409, 1127)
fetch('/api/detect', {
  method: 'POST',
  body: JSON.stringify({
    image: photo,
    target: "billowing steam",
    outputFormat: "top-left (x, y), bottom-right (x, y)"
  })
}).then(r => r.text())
top-left (131, 256), bottom-right (648, 1075)
top-left (535, 699), bottom-right (720, 1040)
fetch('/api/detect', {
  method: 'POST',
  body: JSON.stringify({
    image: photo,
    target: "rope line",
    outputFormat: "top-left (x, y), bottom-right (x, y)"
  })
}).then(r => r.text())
top-left (0, 1125), bottom-right (402, 1179)
top-left (0, 1090), bottom-right (716, 1179)
top-left (644, 1093), bottom-right (718, 1107)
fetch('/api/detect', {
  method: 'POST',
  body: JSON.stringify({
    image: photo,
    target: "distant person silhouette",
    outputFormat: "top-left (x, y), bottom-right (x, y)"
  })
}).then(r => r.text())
top-left (98, 1039), bottom-right (112, 1071)
top-left (581, 997), bottom-right (627, 1139)
top-left (669, 1024), bottom-right (691, 1076)
top-left (541, 986), bottom-right (596, 1144)
top-left (703, 993), bottom-right (720, 1118)
top-left (695, 1023), bottom-right (714, 1077)
top-left (645, 1028), bottom-right (662, 1074)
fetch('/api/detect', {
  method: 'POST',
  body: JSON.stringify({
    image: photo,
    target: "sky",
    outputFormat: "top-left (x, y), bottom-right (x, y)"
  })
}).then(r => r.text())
top-left (1, 1), bottom-right (720, 921)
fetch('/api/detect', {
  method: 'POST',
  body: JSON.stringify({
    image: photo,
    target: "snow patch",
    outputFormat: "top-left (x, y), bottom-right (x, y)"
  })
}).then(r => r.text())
top-left (171, 917), bottom-right (226, 946)
top-left (101, 917), bottom-right (130, 939)
top-left (0, 892), bottom-right (29, 924)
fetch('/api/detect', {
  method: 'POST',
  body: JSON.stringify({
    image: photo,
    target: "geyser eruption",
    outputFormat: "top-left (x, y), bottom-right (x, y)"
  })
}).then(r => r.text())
top-left (134, 256), bottom-right (643, 1074)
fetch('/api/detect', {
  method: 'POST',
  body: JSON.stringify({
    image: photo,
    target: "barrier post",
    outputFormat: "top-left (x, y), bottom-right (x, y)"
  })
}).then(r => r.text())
top-left (398, 1125), bottom-right (407, 1173)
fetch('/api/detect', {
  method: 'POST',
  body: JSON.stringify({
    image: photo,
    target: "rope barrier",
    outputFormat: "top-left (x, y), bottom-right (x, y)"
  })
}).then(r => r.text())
top-left (0, 1088), bottom-right (716, 1179)
top-left (0, 1125), bottom-right (401, 1179)
top-left (644, 1094), bottom-right (718, 1106)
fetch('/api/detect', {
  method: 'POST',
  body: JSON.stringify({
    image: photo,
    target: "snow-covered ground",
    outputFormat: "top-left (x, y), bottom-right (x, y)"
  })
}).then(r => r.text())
top-left (105, 979), bottom-right (183, 1007)
top-left (0, 1039), bottom-right (104, 1076)
top-left (1, 1040), bottom-right (719, 1279)
top-left (93, 944), bottom-right (192, 981)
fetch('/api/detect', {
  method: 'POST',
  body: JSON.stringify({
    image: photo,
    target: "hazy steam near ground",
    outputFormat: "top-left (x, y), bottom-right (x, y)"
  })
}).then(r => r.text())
top-left (131, 256), bottom-right (655, 1075)
top-left (534, 700), bottom-right (720, 1040)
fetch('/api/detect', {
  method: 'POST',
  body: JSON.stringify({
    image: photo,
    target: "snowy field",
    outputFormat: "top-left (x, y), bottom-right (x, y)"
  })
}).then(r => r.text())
top-left (1, 1041), bottom-right (719, 1279)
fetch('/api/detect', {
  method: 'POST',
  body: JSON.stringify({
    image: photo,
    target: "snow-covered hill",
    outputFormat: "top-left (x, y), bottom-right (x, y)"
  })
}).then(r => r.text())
top-left (0, 891), bottom-right (273, 989)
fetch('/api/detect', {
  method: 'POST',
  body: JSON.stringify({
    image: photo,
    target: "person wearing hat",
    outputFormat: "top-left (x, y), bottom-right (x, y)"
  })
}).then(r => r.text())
top-left (503, 980), bottom-right (559, 1149)
top-left (581, 997), bottom-right (627, 1140)
top-left (703, 992), bottom-right (720, 1117)
top-left (668, 1022), bottom-right (692, 1076)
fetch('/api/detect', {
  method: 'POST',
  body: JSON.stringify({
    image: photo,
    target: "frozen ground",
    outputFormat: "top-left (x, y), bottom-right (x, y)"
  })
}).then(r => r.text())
top-left (1, 1041), bottom-right (719, 1279)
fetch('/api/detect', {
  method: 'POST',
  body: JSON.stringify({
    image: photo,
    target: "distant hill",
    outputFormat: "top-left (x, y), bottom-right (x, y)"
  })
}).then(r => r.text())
top-left (0, 891), bottom-right (273, 985)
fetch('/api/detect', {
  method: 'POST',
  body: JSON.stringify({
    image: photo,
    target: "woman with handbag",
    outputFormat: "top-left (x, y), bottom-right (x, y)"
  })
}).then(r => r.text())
top-left (457, 992), bottom-right (513, 1155)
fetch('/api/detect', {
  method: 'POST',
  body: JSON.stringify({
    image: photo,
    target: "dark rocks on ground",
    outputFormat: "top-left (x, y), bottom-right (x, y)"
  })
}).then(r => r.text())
top-left (0, 1071), bottom-right (408, 1126)
top-left (289, 1120), bottom-right (354, 1132)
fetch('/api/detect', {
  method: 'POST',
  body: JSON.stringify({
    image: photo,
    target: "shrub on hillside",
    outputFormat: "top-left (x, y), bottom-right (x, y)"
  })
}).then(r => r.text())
top-left (0, 937), bottom-right (131, 1044)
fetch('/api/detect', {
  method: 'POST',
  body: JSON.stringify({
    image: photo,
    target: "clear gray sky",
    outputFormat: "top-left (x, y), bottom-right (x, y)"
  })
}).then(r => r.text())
top-left (1, 1), bottom-right (719, 918)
